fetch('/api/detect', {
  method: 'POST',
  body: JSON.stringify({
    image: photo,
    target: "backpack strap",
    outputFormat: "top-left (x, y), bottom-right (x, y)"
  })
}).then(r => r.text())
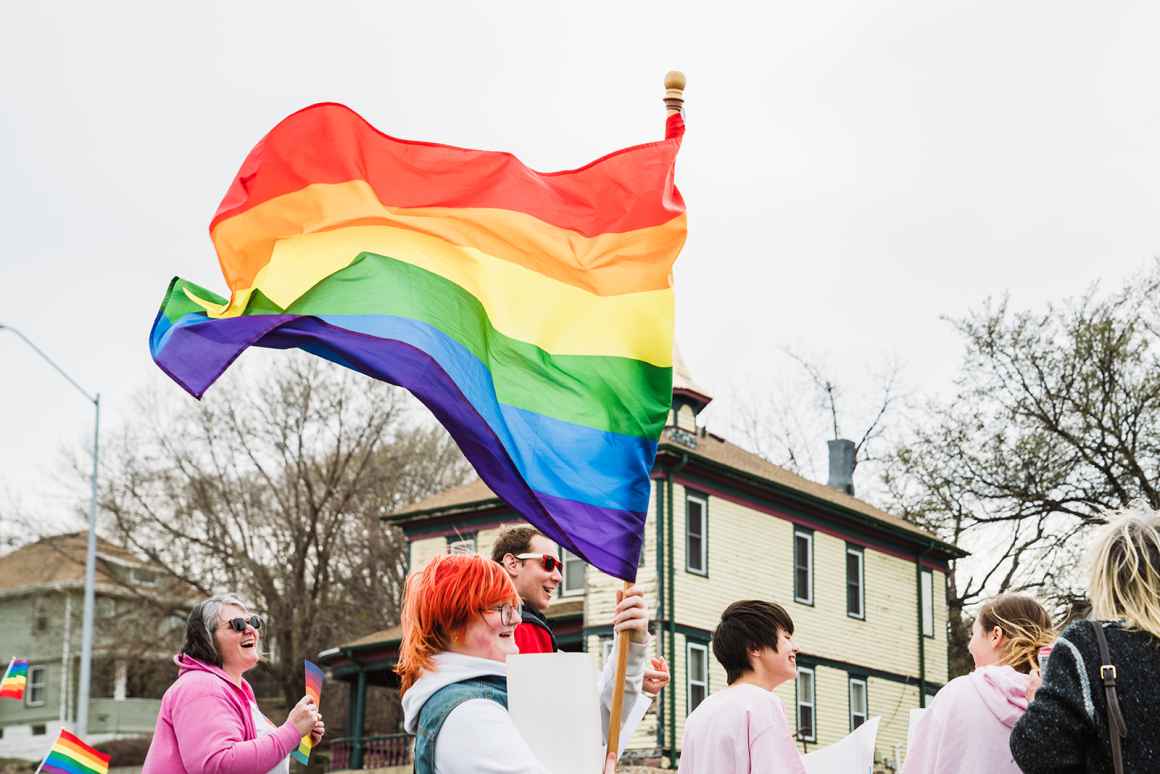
top-left (1090, 620), bottom-right (1128, 774)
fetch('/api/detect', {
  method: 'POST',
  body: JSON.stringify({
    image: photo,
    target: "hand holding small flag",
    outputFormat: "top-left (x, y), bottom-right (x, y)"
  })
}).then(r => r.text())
top-left (290, 660), bottom-right (325, 764)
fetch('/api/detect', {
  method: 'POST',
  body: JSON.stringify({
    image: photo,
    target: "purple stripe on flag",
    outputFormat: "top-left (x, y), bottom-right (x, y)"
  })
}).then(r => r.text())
top-left (154, 314), bottom-right (643, 579)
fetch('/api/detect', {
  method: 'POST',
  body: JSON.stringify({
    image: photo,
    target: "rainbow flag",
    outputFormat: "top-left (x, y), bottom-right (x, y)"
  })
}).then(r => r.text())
top-left (291, 660), bottom-right (325, 765)
top-left (0, 658), bottom-right (29, 700)
top-left (149, 102), bottom-right (686, 581)
top-left (37, 729), bottom-right (111, 774)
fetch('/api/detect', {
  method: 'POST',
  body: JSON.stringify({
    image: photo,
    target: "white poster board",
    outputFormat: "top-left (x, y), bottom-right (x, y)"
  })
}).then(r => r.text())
top-left (907, 708), bottom-right (929, 754)
top-left (804, 716), bottom-right (880, 774)
top-left (507, 653), bottom-right (603, 774)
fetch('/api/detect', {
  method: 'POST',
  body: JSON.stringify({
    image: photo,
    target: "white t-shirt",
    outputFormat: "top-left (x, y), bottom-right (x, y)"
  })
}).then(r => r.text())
top-left (251, 702), bottom-right (291, 774)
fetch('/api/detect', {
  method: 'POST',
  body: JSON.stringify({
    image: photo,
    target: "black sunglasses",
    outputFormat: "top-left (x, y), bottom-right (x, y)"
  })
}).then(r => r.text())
top-left (223, 615), bottom-right (262, 633)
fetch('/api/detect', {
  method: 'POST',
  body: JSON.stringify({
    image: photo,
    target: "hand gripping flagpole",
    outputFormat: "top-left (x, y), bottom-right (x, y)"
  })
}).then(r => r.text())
top-left (605, 70), bottom-right (685, 766)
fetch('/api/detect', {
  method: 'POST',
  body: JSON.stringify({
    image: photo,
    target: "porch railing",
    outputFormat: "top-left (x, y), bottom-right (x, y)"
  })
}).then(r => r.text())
top-left (324, 734), bottom-right (413, 770)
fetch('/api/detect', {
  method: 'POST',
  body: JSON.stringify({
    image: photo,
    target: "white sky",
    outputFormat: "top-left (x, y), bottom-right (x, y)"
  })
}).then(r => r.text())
top-left (2, 1), bottom-right (1158, 535)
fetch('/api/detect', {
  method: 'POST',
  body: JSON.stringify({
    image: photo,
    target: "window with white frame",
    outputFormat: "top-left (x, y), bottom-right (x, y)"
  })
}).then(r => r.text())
top-left (447, 535), bottom-right (476, 556)
top-left (846, 545), bottom-right (865, 619)
top-left (25, 665), bottom-right (46, 707)
top-left (793, 528), bottom-right (813, 605)
top-left (685, 493), bottom-right (708, 575)
top-left (560, 548), bottom-right (585, 596)
top-left (921, 569), bottom-right (934, 638)
top-left (687, 642), bottom-right (708, 714)
top-left (849, 676), bottom-right (869, 730)
top-left (796, 666), bottom-right (816, 741)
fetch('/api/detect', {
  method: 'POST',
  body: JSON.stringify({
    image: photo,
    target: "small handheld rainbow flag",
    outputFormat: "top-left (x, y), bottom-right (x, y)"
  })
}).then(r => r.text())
top-left (35, 729), bottom-right (111, 774)
top-left (0, 658), bottom-right (29, 700)
top-left (290, 660), bottom-right (325, 765)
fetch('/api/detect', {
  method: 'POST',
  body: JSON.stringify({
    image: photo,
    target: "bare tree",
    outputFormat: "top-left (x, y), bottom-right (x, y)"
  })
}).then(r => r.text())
top-left (97, 353), bottom-right (470, 709)
top-left (733, 349), bottom-right (902, 497)
top-left (885, 261), bottom-right (1160, 673)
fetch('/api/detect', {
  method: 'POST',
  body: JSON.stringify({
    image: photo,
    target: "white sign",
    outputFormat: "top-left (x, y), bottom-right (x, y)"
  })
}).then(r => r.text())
top-left (907, 708), bottom-right (929, 754)
top-left (507, 653), bottom-right (603, 774)
top-left (804, 716), bottom-right (880, 774)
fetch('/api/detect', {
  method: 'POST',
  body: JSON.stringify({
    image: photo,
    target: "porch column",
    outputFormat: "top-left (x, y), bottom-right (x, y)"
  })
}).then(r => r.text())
top-left (351, 669), bottom-right (368, 769)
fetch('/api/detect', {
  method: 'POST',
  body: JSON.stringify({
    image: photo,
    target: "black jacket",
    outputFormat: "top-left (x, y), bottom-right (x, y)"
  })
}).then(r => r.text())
top-left (1009, 619), bottom-right (1160, 773)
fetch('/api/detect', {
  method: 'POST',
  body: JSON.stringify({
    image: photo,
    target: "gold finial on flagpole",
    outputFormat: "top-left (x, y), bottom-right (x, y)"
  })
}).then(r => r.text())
top-left (664, 70), bottom-right (686, 116)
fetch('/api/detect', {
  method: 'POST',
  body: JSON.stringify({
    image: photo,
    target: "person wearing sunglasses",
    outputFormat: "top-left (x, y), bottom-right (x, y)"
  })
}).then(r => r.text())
top-left (491, 526), bottom-right (671, 695)
top-left (398, 553), bottom-right (648, 774)
top-left (143, 593), bottom-right (324, 773)
top-left (491, 526), bottom-right (567, 654)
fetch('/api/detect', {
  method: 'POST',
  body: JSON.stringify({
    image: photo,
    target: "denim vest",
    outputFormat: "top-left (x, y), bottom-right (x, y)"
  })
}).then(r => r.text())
top-left (413, 675), bottom-right (508, 774)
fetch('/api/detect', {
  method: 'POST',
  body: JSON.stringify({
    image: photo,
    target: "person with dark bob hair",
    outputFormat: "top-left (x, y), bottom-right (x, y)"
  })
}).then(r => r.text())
top-left (678, 600), bottom-right (806, 773)
top-left (142, 593), bottom-right (325, 773)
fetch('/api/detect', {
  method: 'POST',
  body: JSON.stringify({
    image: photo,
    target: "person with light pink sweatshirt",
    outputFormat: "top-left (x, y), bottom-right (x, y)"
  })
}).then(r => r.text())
top-left (143, 593), bottom-right (325, 773)
top-left (902, 594), bottom-right (1055, 774)
top-left (678, 600), bottom-right (807, 774)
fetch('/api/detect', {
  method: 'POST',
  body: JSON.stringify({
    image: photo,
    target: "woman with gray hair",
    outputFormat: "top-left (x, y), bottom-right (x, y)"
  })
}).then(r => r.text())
top-left (1010, 506), bottom-right (1160, 773)
top-left (142, 593), bottom-right (324, 773)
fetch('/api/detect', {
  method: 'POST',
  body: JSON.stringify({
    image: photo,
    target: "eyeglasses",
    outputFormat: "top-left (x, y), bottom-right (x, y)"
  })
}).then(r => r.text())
top-left (222, 615), bottom-right (263, 633)
top-left (513, 553), bottom-right (563, 573)
top-left (482, 602), bottom-right (523, 627)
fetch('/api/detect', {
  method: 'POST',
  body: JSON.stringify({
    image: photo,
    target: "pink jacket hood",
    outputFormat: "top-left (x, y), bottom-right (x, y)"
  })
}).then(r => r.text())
top-left (969, 664), bottom-right (1030, 728)
top-left (141, 653), bottom-right (301, 774)
top-left (175, 653), bottom-right (254, 695)
top-left (901, 666), bottom-right (1031, 774)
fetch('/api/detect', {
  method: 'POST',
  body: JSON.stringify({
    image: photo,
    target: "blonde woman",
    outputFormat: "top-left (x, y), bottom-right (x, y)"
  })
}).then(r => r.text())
top-left (902, 594), bottom-right (1054, 774)
top-left (1010, 507), bottom-right (1160, 773)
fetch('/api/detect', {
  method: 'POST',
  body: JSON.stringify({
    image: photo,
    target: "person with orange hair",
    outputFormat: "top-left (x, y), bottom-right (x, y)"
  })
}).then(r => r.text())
top-left (397, 553), bottom-right (650, 774)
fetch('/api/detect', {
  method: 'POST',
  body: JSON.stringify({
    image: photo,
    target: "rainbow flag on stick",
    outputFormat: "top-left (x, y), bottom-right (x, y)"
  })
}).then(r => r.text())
top-left (149, 102), bottom-right (686, 581)
top-left (291, 660), bottom-right (325, 765)
top-left (0, 658), bottom-right (29, 700)
top-left (35, 729), bottom-right (111, 774)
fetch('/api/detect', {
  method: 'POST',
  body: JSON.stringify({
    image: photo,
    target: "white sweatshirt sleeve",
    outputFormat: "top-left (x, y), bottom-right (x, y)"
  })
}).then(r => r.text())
top-left (597, 638), bottom-right (651, 754)
top-left (434, 698), bottom-right (549, 774)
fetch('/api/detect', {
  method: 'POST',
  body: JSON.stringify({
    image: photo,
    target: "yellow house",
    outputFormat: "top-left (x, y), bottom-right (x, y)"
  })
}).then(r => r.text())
top-left (319, 358), bottom-right (964, 770)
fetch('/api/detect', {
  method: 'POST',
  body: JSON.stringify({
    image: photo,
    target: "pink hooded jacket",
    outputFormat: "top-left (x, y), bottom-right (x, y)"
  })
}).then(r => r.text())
top-left (142, 654), bottom-right (300, 774)
top-left (901, 665), bottom-right (1030, 774)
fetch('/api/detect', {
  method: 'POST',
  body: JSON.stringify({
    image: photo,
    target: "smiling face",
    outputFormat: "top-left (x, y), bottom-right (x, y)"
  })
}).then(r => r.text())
top-left (751, 628), bottom-right (800, 688)
top-left (453, 604), bottom-right (520, 662)
top-left (213, 603), bottom-right (260, 675)
top-left (505, 535), bottom-right (562, 613)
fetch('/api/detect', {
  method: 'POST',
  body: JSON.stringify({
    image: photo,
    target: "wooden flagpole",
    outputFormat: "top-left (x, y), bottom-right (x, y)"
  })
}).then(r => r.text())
top-left (605, 70), bottom-right (686, 765)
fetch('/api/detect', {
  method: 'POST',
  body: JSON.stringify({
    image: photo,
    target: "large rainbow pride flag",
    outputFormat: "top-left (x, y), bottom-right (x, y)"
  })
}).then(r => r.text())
top-left (0, 658), bottom-right (28, 700)
top-left (149, 103), bottom-right (686, 580)
top-left (38, 729), bottom-right (111, 774)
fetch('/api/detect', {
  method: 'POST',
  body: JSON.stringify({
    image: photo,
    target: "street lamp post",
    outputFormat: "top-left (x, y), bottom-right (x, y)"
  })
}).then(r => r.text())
top-left (0, 324), bottom-right (100, 737)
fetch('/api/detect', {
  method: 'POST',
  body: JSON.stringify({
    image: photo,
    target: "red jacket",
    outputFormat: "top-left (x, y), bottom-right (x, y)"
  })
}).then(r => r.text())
top-left (514, 606), bottom-right (558, 654)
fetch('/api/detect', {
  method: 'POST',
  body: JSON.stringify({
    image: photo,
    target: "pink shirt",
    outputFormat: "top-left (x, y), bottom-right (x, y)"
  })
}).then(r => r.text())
top-left (678, 683), bottom-right (808, 774)
top-left (901, 665), bottom-right (1030, 774)
top-left (142, 654), bottom-right (300, 774)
